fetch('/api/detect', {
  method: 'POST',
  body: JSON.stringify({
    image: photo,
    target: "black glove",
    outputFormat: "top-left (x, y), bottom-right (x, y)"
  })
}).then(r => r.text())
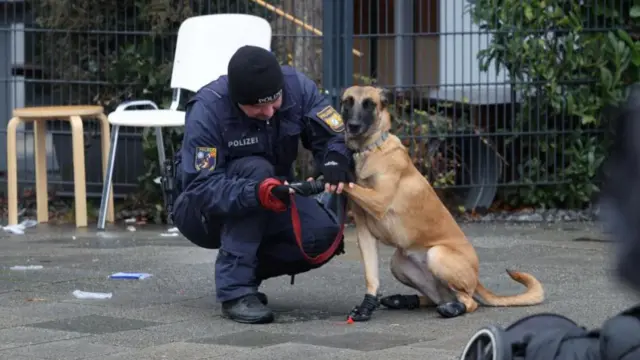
top-left (256, 177), bottom-right (292, 211)
top-left (288, 179), bottom-right (326, 196)
top-left (321, 152), bottom-right (354, 186)
top-left (269, 184), bottom-right (292, 205)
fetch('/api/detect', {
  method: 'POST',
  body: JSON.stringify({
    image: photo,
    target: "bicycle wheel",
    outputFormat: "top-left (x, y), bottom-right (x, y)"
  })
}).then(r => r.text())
top-left (459, 325), bottom-right (511, 360)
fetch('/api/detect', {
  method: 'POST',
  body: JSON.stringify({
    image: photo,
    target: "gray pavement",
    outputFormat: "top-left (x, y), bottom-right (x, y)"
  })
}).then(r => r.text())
top-left (0, 221), bottom-right (637, 359)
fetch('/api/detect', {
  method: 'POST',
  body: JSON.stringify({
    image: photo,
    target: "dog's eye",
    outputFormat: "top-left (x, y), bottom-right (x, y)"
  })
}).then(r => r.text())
top-left (362, 99), bottom-right (375, 110)
top-left (342, 96), bottom-right (355, 107)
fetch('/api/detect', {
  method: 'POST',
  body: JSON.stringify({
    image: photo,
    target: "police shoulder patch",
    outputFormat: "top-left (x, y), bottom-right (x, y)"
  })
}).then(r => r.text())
top-left (316, 105), bottom-right (345, 132)
top-left (194, 147), bottom-right (217, 171)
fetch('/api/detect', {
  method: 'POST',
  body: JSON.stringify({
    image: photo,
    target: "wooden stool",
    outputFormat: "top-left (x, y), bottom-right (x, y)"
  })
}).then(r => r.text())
top-left (6, 105), bottom-right (115, 228)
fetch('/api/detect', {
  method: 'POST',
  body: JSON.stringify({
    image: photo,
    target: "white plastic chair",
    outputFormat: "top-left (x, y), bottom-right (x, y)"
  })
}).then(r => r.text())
top-left (97, 13), bottom-right (273, 229)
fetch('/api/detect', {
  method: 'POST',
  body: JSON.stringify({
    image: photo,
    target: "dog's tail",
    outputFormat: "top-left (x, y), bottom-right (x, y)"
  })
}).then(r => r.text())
top-left (473, 269), bottom-right (545, 307)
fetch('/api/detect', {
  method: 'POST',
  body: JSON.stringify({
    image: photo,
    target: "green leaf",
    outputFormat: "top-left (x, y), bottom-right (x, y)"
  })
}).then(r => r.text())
top-left (524, 5), bottom-right (534, 21)
top-left (581, 115), bottom-right (596, 125)
top-left (599, 66), bottom-right (614, 90)
top-left (631, 5), bottom-right (640, 18)
top-left (616, 30), bottom-right (635, 48)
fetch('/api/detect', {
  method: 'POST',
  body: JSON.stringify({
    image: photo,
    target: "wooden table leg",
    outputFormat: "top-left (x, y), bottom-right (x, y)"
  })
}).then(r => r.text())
top-left (6, 117), bottom-right (22, 226)
top-left (33, 120), bottom-right (49, 223)
top-left (97, 113), bottom-right (115, 223)
top-left (69, 116), bottom-right (88, 228)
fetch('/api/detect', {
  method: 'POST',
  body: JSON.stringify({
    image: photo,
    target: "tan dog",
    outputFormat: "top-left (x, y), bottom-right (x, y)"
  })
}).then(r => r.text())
top-left (340, 85), bottom-right (545, 322)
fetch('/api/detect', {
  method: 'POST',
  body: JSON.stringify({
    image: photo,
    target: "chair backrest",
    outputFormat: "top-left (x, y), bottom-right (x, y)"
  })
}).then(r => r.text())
top-left (170, 13), bottom-right (273, 94)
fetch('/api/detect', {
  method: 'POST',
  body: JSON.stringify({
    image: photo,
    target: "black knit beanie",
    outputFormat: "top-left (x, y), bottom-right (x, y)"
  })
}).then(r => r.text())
top-left (227, 45), bottom-right (284, 105)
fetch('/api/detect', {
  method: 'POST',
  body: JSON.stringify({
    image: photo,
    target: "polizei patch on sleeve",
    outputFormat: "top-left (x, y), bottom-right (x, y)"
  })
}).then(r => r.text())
top-left (194, 147), bottom-right (217, 171)
top-left (316, 105), bottom-right (345, 132)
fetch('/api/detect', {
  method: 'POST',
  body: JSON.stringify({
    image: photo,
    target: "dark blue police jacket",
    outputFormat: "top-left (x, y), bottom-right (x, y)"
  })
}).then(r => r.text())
top-left (178, 65), bottom-right (352, 218)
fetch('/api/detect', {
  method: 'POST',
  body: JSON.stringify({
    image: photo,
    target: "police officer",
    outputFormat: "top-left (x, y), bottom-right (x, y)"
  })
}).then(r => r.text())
top-left (172, 45), bottom-right (354, 324)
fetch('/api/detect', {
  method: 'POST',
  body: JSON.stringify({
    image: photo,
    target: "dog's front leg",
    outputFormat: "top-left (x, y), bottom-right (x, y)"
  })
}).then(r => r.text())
top-left (348, 220), bottom-right (380, 322)
top-left (344, 182), bottom-right (396, 220)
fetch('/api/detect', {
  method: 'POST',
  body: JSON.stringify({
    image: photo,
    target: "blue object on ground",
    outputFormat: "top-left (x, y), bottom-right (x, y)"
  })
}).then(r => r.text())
top-left (109, 272), bottom-right (152, 280)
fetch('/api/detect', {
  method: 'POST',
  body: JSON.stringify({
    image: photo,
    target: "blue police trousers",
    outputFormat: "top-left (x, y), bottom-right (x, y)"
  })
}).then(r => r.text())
top-left (173, 156), bottom-right (343, 303)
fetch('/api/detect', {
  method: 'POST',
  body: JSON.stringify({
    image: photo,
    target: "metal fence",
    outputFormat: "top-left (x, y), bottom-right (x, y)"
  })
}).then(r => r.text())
top-left (0, 0), bottom-right (620, 210)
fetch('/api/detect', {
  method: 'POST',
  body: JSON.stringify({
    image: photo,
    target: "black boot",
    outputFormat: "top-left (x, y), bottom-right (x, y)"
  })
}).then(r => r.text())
top-left (221, 294), bottom-right (274, 324)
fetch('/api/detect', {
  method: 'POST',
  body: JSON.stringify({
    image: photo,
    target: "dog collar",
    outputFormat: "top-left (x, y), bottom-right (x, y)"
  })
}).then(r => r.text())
top-left (357, 131), bottom-right (389, 154)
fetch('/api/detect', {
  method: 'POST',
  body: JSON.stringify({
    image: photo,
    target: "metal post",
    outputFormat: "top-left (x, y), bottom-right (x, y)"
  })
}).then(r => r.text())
top-left (322, 0), bottom-right (337, 108)
top-left (323, 0), bottom-right (355, 109)
top-left (340, 0), bottom-right (355, 90)
top-left (97, 125), bottom-right (120, 230)
top-left (394, 0), bottom-right (414, 91)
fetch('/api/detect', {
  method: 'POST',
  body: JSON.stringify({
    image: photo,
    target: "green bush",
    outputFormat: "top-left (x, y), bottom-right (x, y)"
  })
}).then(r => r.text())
top-left (470, 0), bottom-right (640, 209)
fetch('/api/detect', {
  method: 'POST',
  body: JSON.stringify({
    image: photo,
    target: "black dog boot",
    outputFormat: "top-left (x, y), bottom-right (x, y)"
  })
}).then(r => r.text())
top-left (380, 294), bottom-right (421, 310)
top-left (436, 301), bottom-right (467, 318)
top-left (348, 294), bottom-right (380, 322)
top-left (222, 294), bottom-right (274, 324)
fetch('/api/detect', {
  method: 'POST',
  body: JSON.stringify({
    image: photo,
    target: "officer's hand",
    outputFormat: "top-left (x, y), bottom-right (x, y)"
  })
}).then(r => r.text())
top-left (256, 178), bottom-right (294, 211)
top-left (322, 152), bottom-right (355, 194)
top-left (271, 181), bottom-right (294, 204)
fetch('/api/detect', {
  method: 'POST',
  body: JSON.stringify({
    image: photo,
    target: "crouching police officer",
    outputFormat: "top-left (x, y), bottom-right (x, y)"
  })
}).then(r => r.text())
top-left (171, 45), bottom-right (354, 324)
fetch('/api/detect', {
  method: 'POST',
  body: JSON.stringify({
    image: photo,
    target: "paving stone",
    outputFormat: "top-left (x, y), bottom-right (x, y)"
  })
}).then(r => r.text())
top-left (0, 338), bottom-right (126, 360)
top-left (0, 280), bottom-right (121, 307)
top-left (39, 278), bottom-right (201, 309)
top-left (93, 342), bottom-right (249, 360)
top-left (25, 315), bottom-right (163, 335)
top-left (354, 346), bottom-right (459, 360)
top-left (100, 302), bottom-right (213, 323)
top-left (0, 326), bottom-right (87, 350)
top-left (0, 355), bottom-right (36, 360)
top-left (0, 302), bottom-right (111, 329)
top-left (230, 343), bottom-right (362, 360)
top-left (271, 307), bottom-right (345, 323)
top-left (192, 329), bottom-right (304, 348)
top-left (84, 327), bottom-right (184, 349)
top-left (413, 334), bottom-right (477, 351)
top-left (86, 319), bottom-right (246, 349)
top-left (0, 280), bottom-right (33, 294)
top-left (259, 319), bottom-right (376, 336)
top-left (300, 331), bottom-right (425, 351)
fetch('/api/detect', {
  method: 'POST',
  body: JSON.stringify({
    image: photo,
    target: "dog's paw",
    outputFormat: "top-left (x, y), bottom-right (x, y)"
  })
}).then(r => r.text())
top-left (380, 294), bottom-right (420, 310)
top-left (436, 301), bottom-right (467, 318)
top-left (347, 294), bottom-right (379, 322)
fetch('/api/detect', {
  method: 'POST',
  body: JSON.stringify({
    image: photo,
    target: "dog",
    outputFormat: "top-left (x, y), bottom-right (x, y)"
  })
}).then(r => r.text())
top-left (339, 85), bottom-right (545, 322)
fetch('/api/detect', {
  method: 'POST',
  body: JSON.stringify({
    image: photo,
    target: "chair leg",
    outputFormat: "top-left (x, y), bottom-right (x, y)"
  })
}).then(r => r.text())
top-left (97, 125), bottom-right (120, 230)
top-left (69, 116), bottom-right (88, 228)
top-left (6, 117), bottom-right (22, 226)
top-left (154, 126), bottom-right (169, 221)
top-left (97, 113), bottom-right (115, 223)
top-left (33, 120), bottom-right (49, 223)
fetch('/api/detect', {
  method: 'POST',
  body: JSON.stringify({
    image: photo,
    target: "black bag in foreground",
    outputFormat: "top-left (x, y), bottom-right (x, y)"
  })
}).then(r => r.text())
top-left (459, 304), bottom-right (640, 360)
top-left (600, 83), bottom-right (640, 293)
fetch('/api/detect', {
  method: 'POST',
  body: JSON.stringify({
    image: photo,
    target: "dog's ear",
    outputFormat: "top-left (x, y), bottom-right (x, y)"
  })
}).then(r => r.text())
top-left (378, 87), bottom-right (394, 108)
top-left (339, 88), bottom-right (354, 111)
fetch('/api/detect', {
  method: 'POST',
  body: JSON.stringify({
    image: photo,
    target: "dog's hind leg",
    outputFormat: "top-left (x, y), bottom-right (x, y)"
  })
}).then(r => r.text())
top-left (381, 249), bottom-right (445, 310)
top-left (426, 245), bottom-right (480, 318)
